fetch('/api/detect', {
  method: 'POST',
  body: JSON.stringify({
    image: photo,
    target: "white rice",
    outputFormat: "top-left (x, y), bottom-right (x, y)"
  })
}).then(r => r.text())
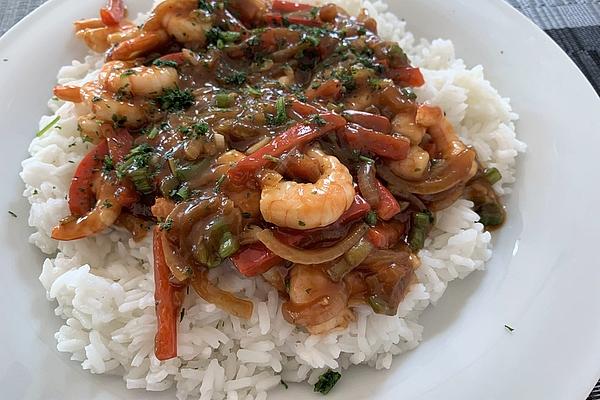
top-left (20, 1), bottom-right (526, 399)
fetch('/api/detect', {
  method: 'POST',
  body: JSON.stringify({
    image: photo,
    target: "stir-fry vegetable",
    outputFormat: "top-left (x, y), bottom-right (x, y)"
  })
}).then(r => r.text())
top-left (153, 227), bottom-right (185, 361)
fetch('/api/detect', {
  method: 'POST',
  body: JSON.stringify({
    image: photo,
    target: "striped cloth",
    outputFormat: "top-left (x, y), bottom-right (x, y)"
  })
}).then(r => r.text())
top-left (0, 0), bottom-right (598, 398)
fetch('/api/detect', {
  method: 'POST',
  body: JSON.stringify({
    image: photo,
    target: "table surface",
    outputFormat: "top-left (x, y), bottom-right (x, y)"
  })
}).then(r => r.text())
top-left (0, 0), bottom-right (598, 399)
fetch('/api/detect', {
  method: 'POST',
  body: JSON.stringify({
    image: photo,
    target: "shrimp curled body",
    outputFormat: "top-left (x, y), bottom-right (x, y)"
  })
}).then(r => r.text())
top-left (259, 148), bottom-right (355, 230)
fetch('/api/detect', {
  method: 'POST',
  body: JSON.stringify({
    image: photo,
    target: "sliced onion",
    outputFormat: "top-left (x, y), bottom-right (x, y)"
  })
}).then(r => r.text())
top-left (238, 225), bottom-right (263, 246)
top-left (357, 162), bottom-right (380, 208)
top-left (257, 223), bottom-right (369, 265)
top-left (190, 268), bottom-right (253, 320)
top-left (393, 148), bottom-right (475, 195)
top-left (160, 232), bottom-right (192, 283)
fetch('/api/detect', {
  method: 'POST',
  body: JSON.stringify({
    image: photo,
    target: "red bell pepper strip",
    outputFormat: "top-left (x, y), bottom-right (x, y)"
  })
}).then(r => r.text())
top-left (231, 242), bottom-right (284, 277)
top-left (100, 0), bottom-right (126, 26)
top-left (375, 180), bottom-right (402, 220)
top-left (228, 106), bottom-right (346, 186)
top-left (68, 140), bottom-right (109, 216)
top-left (105, 127), bottom-right (133, 163)
top-left (340, 124), bottom-right (410, 161)
top-left (264, 13), bottom-right (322, 27)
top-left (386, 67), bottom-right (425, 87)
top-left (272, 0), bottom-right (314, 13)
top-left (103, 126), bottom-right (139, 207)
top-left (367, 221), bottom-right (405, 249)
top-left (341, 110), bottom-right (391, 134)
top-left (153, 228), bottom-right (186, 361)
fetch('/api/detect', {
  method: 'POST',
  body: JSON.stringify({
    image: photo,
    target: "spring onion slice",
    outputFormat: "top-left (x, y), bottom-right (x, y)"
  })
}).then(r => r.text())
top-left (36, 115), bottom-right (60, 137)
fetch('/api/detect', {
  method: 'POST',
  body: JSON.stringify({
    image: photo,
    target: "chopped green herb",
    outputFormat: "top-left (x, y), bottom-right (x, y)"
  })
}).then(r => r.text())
top-left (246, 85), bottom-right (262, 97)
top-left (36, 115), bottom-right (60, 137)
top-left (310, 6), bottom-right (319, 18)
top-left (504, 324), bottom-right (515, 332)
top-left (180, 308), bottom-right (185, 322)
top-left (476, 203), bottom-right (505, 227)
top-left (359, 155), bottom-right (374, 164)
top-left (102, 200), bottom-right (113, 209)
top-left (357, 26), bottom-right (367, 36)
top-left (102, 155), bottom-right (114, 173)
top-left (409, 211), bottom-right (434, 251)
top-left (8, 210), bottom-right (17, 218)
top-left (400, 88), bottom-right (417, 101)
top-left (223, 71), bottom-right (247, 85)
top-left (120, 69), bottom-right (136, 78)
top-left (198, 0), bottom-right (214, 12)
top-left (309, 114), bottom-right (326, 126)
top-left (313, 370), bottom-right (341, 395)
top-left (215, 93), bottom-right (234, 108)
top-left (280, 380), bottom-right (289, 390)
top-left (172, 186), bottom-right (190, 201)
top-left (218, 231), bottom-right (239, 258)
top-left (365, 210), bottom-right (377, 226)
top-left (146, 126), bottom-right (160, 139)
top-left (159, 217), bottom-right (173, 231)
top-left (483, 167), bottom-right (502, 185)
top-left (298, 220), bottom-right (306, 227)
top-left (263, 155), bottom-right (280, 163)
top-left (116, 144), bottom-right (156, 194)
top-left (32, 189), bottom-right (38, 195)
top-left (215, 174), bottom-right (226, 192)
top-left (153, 59), bottom-right (179, 68)
top-left (220, 31), bottom-right (241, 42)
top-left (268, 97), bottom-right (288, 126)
top-left (155, 88), bottom-right (195, 112)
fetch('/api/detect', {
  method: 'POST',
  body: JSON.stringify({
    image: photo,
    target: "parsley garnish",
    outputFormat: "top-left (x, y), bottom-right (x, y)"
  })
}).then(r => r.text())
top-left (504, 324), bottom-right (515, 332)
top-left (8, 210), bottom-right (17, 218)
top-left (314, 370), bottom-right (341, 395)
top-left (153, 59), bottom-right (179, 68)
top-left (155, 88), bottom-right (195, 112)
top-left (159, 217), bottom-right (173, 231)
top-left (267, 97), bottom-right (288, 126)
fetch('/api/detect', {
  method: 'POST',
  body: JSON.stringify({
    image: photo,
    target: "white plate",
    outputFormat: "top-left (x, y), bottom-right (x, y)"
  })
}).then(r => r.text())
top-left (1, 0), bottom-right (599, 399)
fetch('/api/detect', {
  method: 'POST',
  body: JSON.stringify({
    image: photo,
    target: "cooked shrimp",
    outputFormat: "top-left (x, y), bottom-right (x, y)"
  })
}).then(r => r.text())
top-left (109, 0), bottom-right (211, 60)
top-left (79, 80), bottom-right (148, 128)
top-left (259, 148), bottom-right (355, 230)
top-left (74, 18), bottom-right (134, 53)
top-left (55, 61), bottom-right (179, 128)
top-left (52, 180), bottom-right (122, 241)
top-left (77, 114), bottom-right (103, 142)
top-left (391, 110), bottom-right (426, 145)
top-left (388, 146), bottom-right (430, 181)
top-left (283, 264), bottom-right (354, 335)
top-left (108, 30), bottom-right (169, 61)
top-left (104, 63), bottom-right (179, 97)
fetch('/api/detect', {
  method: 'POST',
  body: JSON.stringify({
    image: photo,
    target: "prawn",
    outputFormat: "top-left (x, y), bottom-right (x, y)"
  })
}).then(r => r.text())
top-left (109, 0), bottom-right (211, 61)
top-left (259, 148), bottom-right (355, 230)
top-left (388, 145), bottom-right (430, 181)
top-left (74, 18), bottom-right (135, 53)
top-left (52, 178), bottom-right (123, 241)
top-left (54, 61), bottom-right (179, 128)
top-left (103, 62), bottom-right (179, 97)
top-left (283, 264), bottom-right (354, 335)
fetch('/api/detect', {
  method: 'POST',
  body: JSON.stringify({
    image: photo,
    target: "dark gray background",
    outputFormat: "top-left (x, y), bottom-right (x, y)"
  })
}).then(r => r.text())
top-left (0, 0), bottom-right (598, 399)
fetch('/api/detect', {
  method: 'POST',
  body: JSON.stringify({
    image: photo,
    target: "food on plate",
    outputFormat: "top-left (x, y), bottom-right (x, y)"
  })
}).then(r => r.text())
top-left (21, 0), bottom-right (525, 398)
